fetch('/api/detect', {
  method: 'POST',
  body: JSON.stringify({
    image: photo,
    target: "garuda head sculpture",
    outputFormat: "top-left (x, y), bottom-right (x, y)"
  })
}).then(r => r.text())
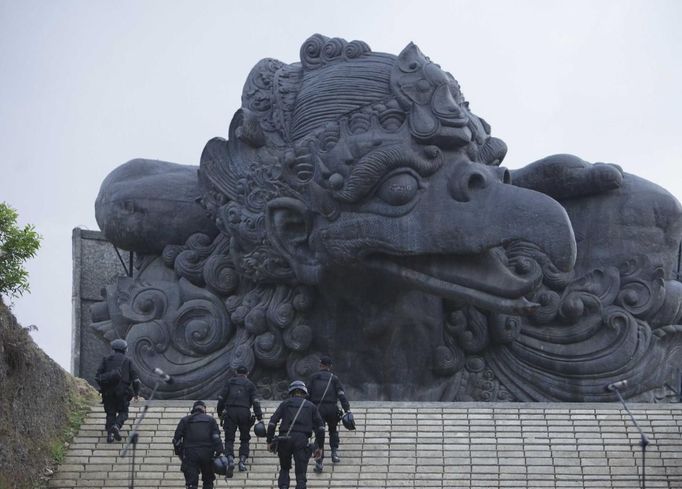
top-left (92, 34), bottom-right (682, 401)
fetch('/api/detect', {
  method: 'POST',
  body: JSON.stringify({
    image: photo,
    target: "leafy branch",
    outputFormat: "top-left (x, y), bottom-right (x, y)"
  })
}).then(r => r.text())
top-left (0, 202), bottom-right (41, 301)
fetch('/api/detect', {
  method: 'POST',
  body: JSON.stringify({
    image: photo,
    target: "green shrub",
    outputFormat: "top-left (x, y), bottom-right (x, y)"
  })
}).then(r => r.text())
top-left (0, 202), bottom-right (41, 301)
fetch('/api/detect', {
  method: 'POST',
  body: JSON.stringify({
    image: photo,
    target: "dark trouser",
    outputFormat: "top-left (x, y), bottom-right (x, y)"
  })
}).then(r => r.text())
top-left (277, 432), bottom-right (311, 489)
top-left (222, 406), bottom-right (252, 458)
top-left (316, 403), bottom-right (339, 462)
top-left (181, 446), bottom-right (215, 489)
top-left (103, 393), bottom-right (129, 432)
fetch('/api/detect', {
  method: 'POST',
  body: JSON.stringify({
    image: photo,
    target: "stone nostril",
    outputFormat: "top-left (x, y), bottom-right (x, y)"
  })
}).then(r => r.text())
top-left (449, 166), bottom-right (490, 202)
top-left (496, 167), bottom-right (511, 184)
top-left (467, 171), bottom-right (487, 192)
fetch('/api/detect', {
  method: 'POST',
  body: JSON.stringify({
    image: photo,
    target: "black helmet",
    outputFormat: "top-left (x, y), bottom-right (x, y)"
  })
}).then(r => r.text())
top-left (192, 400), bottom-right (206, 413)
top-left (111, 339), bottom-right (127, 352)
top-left (253, 420), bottom-right (266, 437)
top-left (341, 411), bottom-right (356, 430)
top-left (288, 380), bottom-right (308, 395)
top-left (319, 355), bottom-right (333, 367)
top-left (213, 454), bottom-right (229, 475)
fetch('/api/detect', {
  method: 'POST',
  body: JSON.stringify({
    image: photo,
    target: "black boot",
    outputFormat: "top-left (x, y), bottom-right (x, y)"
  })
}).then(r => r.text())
top-left (313, 458), bottom-right (323, 473)
top-left (226, 455), bottom-right (235, 478)
top-left (238, 455), bottom-right (248, 472)
top-left (331, 449), bottom-right (340, 463)
top-left (106, 430), bottom-right (114, 443)
top-left (111, 425), bottom-right (122, 441)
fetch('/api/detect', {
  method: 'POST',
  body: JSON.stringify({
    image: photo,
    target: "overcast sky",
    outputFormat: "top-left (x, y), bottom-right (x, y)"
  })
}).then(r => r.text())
top-left (1, 0), bottom-right (681, 371)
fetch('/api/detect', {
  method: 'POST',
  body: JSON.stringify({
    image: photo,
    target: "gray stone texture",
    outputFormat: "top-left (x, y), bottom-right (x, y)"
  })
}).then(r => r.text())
top-left (72, 228), bottom-right (128, 383)
top-left (48, 401), bottom-right (682, 488)
top-left (79, 34), bottom-right (682, 401)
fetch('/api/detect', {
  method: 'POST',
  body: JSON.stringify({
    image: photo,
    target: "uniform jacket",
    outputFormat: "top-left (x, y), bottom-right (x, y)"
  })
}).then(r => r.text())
top-left (307, 370), bottom-right (350, 411)
top-left (173, 412), bottom-right (224, 452)
top-left (95, 351), bottom-right (140, 397)
top-left (267, 396), bottom-right (325, 447)
top-left (216, 376), bottom-right (263, 419)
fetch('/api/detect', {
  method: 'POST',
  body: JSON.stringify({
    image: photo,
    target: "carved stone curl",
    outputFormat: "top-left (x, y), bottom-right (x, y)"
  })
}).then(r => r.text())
top-left (90, 34), bottom-right (682, 401)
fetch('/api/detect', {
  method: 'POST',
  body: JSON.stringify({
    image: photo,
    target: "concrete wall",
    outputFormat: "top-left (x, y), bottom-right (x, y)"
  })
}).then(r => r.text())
top-left (71, 228), bottom-right (130, 383)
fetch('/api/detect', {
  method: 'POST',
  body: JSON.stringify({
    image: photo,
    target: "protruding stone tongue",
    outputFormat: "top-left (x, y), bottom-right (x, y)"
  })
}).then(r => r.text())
top-left (366, 252), bottom-right (541, 315)
top-left (392, 249), bottom-right (542, 299)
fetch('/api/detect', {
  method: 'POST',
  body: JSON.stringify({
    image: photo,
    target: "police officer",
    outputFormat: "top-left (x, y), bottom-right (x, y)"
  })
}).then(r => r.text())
top-left (267, 380), bottom-right (325, 489)
top-left (216, 365), bottom-right (263, 476)
top-left (94, 338), bottom-right (140, 443)
top-left (173, 400), bottom-right (224, 489)
top-left (307, 355), bottom-right (351, 472)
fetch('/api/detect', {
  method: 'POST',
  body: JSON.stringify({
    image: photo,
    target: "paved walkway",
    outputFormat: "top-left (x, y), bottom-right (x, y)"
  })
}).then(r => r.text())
top-left (48, 401), bottom-right (682, 488)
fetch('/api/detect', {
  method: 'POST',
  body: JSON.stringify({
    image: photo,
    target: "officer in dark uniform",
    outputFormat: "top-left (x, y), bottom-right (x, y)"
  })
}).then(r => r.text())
top-left (172, 400), bottom-right (224, 489)
top-left (94, 338), bottom-right (140, 443)
top-left (216, 365), bottom-right (263, 476)
top-left (267, 380), bottom-right (325, 489)
top-left (307, 355), bottom-right (351, 472)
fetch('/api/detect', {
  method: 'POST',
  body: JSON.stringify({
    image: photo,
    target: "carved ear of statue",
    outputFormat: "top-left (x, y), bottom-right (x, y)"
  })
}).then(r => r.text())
top-left (266, 197), bottom-right (321, 285)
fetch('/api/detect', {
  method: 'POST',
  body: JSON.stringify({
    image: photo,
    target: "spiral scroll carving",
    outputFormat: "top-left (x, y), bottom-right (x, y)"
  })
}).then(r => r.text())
top-left (173, 297), bottom-right (232, 356)
top-left (121, 286), bottom-right (171, 323)
top-left (203, 254), bottom-right (239, 296)
top-left (89, 34), bottom-right (682, 404)
top-left (254, 330), bottom-right (288, 367)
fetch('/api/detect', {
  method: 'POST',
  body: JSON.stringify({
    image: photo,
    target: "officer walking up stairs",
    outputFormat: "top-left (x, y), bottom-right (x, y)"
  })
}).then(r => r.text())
top-left (172, 400), bottom-right (225, 489)
top-left (267, 381), bottom-right (325, 489)
top-left (215, 365), bottom-right (263, 477)
top-left (94, 339), bottom-right (140, 443)
top-left (307, 355), bottom-right (352, 473)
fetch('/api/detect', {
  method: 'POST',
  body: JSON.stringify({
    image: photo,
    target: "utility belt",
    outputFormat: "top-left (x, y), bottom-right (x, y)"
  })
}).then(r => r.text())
top-left (269, 431), bottom-right (311, 454)
top-left (279, 429), bottom-right (310, 437)
top-left (224, 403), bottom-right (250, 409)
top-left (220, 405), bottom-right (251, 418)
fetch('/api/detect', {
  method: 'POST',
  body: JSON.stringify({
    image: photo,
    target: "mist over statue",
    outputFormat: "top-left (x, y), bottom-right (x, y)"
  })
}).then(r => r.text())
top-left (89, 34), bottom-right (682, 402)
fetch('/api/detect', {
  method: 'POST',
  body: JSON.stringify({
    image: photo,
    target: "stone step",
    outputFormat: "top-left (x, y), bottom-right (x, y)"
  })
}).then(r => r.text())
top-left (49, 401), bottom-right (682, 488)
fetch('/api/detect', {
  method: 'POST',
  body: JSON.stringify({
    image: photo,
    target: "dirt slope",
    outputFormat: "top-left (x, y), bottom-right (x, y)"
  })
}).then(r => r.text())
top-left (0, 299), bottom-right (97, 489)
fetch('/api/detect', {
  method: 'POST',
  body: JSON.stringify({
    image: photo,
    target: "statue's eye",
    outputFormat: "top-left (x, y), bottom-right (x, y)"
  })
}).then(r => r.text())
top-left (376, 173), bottom-right (419, 206)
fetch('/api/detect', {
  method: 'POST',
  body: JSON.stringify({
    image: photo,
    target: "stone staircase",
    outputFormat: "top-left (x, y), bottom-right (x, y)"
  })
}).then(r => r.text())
top-left (48, 401), bottom-right (682, 489)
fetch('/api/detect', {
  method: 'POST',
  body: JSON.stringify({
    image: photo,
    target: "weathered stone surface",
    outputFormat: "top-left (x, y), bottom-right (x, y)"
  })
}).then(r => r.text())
top-left (94, 159), bottom-right (218, 255)
top-left (72, 228), bottom-right (127, 380)
top-left (81, 34), bottom-right (682, 401)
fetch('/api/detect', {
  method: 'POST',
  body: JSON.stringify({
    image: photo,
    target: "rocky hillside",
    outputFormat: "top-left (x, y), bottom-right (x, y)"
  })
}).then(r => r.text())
top-left (0, 299), bottom-right (97, 489)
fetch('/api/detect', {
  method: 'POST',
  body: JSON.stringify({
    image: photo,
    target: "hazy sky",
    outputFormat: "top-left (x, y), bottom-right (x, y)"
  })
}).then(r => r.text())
top-left (1, 0), bottom-right (681, 371)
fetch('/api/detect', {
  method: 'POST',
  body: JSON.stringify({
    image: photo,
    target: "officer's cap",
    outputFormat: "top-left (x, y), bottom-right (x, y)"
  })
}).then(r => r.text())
top-left (192, 400), bottom-right (206, 410)
top-left (235, 365), bottom-right (248, 374)
top-left (319, 355), bottom-right (333, 366)
top-left (111, 338), bottom-right (128, 352)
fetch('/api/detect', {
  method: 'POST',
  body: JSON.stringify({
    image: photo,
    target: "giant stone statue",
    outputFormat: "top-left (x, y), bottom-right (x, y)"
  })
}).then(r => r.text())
top-left (91, 35), bottom-right (682, 402)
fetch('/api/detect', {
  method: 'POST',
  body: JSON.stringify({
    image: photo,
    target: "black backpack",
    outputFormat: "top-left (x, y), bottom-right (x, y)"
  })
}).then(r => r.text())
top-left (98, 366), bottom-right (122, 390)
top-left (97, 356), bottom-right (128, 392)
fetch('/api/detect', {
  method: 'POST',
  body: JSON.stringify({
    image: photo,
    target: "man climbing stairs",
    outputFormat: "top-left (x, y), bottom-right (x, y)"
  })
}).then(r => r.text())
top-left (48, 401), bottom-right (682, 488)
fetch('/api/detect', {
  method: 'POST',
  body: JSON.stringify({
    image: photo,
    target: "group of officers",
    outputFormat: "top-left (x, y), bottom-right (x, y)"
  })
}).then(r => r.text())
top-left (96, 340), bottom-right (354, 489)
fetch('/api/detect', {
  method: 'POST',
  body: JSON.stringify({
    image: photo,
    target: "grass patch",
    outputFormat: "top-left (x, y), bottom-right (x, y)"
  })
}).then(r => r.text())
top-left (51, 380), bottom-right (98, 465)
